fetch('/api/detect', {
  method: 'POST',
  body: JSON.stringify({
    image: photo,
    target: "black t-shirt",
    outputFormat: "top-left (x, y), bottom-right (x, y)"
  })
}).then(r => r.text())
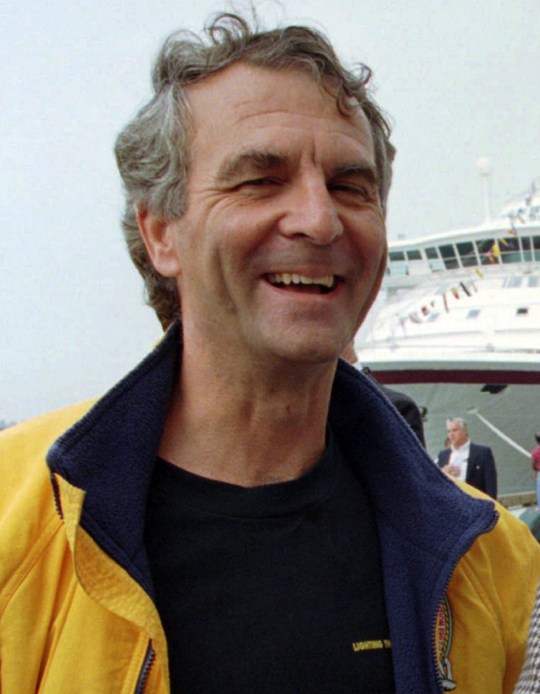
top-left (145, 434), bottom-right (395, 693)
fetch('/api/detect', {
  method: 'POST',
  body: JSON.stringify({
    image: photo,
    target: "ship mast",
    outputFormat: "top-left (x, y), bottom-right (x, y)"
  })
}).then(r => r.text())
top-left (476, 157), bottom-right (492, 224)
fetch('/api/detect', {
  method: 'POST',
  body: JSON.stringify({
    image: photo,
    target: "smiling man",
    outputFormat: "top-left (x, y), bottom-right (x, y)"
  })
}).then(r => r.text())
top-left (139, 61), bottom-right (387, 487)
top-left (1, 12), bottom-right (539, 694)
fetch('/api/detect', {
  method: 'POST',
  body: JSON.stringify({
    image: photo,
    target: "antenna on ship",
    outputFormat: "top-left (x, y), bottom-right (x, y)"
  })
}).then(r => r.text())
top-left (476, 157), bottom-right (492, 224)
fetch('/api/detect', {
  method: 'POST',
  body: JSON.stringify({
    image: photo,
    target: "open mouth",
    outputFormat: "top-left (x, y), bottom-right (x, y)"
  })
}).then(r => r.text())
top-left (266, 272), bottom-right (337, 295)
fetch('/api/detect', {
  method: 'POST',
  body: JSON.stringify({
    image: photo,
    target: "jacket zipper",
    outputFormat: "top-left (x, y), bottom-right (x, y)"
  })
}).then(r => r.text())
top-left (430, 511), bottom-right (498, 693)
top-left (49, 471), bottom-right (64, 520)
top-left (134, 640), bottom-right (155, 694)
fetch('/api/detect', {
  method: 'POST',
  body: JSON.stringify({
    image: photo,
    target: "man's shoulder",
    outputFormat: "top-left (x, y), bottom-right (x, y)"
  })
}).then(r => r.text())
top-left (448, 484), bottom-right (540, 689)
top-left (0, 400), bottom-right (96, 592)
top-left (0, 399), bottom-right (97, 501)
top-left (456, 481), bottom-right (540, 569)
top-left (457, 480), bottom-right (537, 548)
top-left (0, 399), bottom-right (97, 456)
top-left (469, 442), bottom-right (493, 456)
top-left (380, 384), bottom-right (414, 407)
top-left (462, 499), bottom-right (540, 609)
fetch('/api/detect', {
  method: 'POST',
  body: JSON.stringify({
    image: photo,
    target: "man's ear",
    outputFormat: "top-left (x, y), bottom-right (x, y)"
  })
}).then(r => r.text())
top-left (136, 208), bottom-right (182, 277)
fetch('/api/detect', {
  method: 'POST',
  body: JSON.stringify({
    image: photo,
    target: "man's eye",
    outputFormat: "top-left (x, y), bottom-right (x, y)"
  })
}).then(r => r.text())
top-left (331, 183), bottom-right (379, 203)
top-left (331, 183), bottom-right (368, 197)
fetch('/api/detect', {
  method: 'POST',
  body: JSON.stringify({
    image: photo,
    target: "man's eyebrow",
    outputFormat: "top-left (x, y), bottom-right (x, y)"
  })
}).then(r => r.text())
top-left (215, 151), bottom-right (380, 188)
top-left (216, 150), bottom-right (288, 183)
top-left (330, 162), bottom-right (379, 186)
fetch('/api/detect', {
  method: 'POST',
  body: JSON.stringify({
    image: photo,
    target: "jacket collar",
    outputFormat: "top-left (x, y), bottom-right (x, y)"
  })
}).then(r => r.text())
top-left (330, 361), bottom-right (497, 691)
top-left (48, 321), bottom-right (497, 644)
top-left (48, 322), bottom-right (180, 595)
top-left (330, 363), bottom-right (496, 556)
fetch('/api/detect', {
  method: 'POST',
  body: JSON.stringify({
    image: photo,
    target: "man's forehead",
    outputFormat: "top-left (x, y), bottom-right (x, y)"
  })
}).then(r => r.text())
top-left (185, 61), bottom-right (375, 183)
top-left (188, 60), bottom-right (332, 98)
top-left (186, 61), bottom-right (370, 133)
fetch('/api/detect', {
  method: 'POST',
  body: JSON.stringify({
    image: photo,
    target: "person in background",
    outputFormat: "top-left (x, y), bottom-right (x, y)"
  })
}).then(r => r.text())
top-left (0, 11), bottom-right (538, 693)
top-left (437, 417), bottom-right (498, 499)
top-left (342, 341), bottom-right (425, 445)
top-left (531, 432), bottom-right (540, 507)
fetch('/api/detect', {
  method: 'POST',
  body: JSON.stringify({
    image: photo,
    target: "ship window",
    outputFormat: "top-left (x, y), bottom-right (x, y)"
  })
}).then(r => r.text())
top-left (500, 235), bottom-right (521, 263)
top-left (427, 312), bottom-right (440, 321)
top-left (516, 307), bottom-right (529, 316)
top-left (507, 276), bottom-right (522, 288)
top-left (521, 236), bottom-right (534, 261)
top-left (456, 241), bottom-right (478, 267)
top-left (501, 254), bottom-right (521, 264)
top-left (425, 247), bottom-right (439, 259)
top-left (476, 238), bottom-right (494, 253)
top-left (528, 276), bottom-right (540, 287)
top-left (439, 244), bottom-right (456, 258)
top-left (456, 241), bottom-right (474, 256)
top-left (534, 236), bottom-right (540, 260)
top-left (467, 309), bottom-right (480, 319)
top-left (439, 244), bottom-right (459, 269)
top-left (406, 249), bottom-right (422, 260)
top-left (476, 238), bottom-right (499, 265)
top-left (389, 251), bottom-right (405, 261)
top-left (522, 235), bottom-right (540, 261)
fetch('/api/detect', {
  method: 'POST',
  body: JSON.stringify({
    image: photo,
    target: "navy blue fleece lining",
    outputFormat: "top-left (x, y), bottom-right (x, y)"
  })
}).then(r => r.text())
top-left (46, 323), bottom-right (497, 693)
top-left (47, 324), bottom-right (180, 596)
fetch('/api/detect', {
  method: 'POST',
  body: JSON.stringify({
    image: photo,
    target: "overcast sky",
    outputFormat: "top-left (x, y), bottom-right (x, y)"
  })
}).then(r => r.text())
top-left (2, 0), bottom-right (539, 422)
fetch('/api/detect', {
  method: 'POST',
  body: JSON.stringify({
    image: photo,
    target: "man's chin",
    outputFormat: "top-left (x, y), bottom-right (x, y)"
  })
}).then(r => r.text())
top-left (265, 341), bottom-right (345, 368)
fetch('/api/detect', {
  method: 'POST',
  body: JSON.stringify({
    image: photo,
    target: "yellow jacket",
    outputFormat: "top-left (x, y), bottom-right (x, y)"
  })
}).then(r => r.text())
top-left (1, 329), bottom-right (539, 693)
top-left (0, 401), bottom-right (168, 693)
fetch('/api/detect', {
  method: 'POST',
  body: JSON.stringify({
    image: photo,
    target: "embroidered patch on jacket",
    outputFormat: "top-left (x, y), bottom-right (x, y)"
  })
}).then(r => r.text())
top-left (435, 595), bottom-right (457, 691)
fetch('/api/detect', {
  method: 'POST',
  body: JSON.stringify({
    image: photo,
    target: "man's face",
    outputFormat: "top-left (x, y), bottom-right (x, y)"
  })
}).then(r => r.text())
top-left (166, 63), bottom-right (387, 367)
top-left (447, 421), bottom-right (468, 448)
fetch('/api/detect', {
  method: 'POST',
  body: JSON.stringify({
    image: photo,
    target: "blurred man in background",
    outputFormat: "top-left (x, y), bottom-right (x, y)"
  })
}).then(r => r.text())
top-left (437, 417), bottom-right (497, 499)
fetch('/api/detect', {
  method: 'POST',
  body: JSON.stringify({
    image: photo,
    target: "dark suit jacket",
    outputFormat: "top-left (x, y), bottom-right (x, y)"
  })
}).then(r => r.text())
top-left (359, 367), bottom-right (426, 446)
top-left (437, 443), bottom-right (498, 499)
top-left (381, 385), bottom-right (426, 447)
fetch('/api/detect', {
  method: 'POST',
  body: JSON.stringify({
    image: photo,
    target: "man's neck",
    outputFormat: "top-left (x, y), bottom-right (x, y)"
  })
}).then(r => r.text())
top-left (158, 344), bottom-right (338, 487)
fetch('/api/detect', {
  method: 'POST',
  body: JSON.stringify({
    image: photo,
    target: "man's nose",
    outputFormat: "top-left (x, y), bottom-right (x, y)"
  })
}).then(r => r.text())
top-left (279, 178), bottom-right (344, 245)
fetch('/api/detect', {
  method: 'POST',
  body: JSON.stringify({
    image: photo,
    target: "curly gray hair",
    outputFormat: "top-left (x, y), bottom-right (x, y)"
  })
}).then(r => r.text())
top-left (115, 12), bottom-right (395, 328)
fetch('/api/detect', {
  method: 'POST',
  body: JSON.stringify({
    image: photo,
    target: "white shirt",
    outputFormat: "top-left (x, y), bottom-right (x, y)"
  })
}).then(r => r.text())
top-left (449, 440), bottom-right (471, 482)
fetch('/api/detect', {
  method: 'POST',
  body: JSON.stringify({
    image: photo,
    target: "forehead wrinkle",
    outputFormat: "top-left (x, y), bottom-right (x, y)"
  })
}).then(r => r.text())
top-left (233, 103), bottom-right (361, 137)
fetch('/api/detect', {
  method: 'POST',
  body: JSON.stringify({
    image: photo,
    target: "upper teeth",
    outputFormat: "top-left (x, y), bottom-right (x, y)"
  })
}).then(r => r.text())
top-left (268, 273), bottom-right (335, 288)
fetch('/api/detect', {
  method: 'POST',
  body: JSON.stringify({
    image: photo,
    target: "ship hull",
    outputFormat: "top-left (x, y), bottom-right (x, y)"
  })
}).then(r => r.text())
top-left (364, 362), bottom-right (539, 497)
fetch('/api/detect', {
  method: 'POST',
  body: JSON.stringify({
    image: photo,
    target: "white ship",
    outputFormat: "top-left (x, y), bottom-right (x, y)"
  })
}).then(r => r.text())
top-left (357, 176), bottom-right (540, 498)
